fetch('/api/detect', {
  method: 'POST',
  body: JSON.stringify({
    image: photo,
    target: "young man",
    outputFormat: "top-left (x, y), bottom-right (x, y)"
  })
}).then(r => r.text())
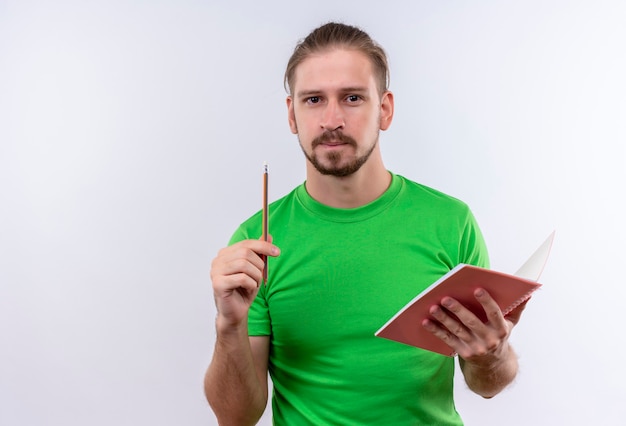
top-left (205, 22), bottom-right (524, 425)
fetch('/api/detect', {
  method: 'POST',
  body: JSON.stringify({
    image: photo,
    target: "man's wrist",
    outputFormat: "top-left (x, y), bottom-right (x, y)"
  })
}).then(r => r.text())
top-left (215, 312), bottom-right (249, 337)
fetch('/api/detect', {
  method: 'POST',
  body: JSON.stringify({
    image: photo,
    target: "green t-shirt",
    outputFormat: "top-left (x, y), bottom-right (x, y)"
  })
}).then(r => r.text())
top-left (229, 173), bottom-right (489, 425)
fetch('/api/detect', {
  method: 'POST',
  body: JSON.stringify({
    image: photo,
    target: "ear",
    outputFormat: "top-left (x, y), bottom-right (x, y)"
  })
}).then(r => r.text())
top-left (286, 96), bottom-right (298, 134)
top-left (379, 91), bottom-right (394, 131)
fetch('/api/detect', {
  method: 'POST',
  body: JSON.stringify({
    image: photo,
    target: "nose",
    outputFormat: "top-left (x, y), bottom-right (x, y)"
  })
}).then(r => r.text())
top-left (320, 100), bottom-right (344, 131)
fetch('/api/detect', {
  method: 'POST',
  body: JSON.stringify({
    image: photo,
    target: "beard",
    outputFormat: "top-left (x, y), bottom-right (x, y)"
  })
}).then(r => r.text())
top-left (299, 130), bottom-right (379, 177)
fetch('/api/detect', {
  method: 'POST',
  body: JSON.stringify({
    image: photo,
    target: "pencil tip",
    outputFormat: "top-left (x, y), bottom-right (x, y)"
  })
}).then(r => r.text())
top-left (264, 161), bottom-right (268, 173)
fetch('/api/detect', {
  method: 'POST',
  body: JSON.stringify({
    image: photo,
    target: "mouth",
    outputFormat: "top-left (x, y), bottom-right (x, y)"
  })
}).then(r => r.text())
top-left (317, 141), bottom-right (350, 151)
top-left (311, 130), bottom-right (358, 150)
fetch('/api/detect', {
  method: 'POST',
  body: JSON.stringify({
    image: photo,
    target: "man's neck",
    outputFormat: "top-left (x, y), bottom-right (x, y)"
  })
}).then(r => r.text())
top-left (304, 158), bottom-right (391, 209)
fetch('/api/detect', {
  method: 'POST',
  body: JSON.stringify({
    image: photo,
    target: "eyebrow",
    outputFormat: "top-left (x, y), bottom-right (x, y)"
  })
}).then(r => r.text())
top-left (296, 86), bottom-right (370, 98)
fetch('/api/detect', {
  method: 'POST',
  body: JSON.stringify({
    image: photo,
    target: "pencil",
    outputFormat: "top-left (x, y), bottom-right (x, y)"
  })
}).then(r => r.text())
top-left (262, 162), bottom-right (269, 284)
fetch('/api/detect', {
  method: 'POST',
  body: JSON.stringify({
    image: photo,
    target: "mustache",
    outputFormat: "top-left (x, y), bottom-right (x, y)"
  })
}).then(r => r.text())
top-left (311, 130), bottom-right (357, 148)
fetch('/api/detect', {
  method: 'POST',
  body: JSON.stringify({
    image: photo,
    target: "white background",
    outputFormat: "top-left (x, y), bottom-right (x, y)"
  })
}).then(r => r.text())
top-left (1, 1), bottom-right (625, 425)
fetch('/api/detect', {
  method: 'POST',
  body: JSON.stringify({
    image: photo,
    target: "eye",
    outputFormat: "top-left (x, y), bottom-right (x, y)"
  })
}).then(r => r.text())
top-left (306, 96), bottom-right (321, 104)
top-left (346, 94), bottom-right (363, 104)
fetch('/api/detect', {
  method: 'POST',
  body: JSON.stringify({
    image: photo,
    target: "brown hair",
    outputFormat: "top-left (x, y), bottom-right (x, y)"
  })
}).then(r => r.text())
top-left (284, 22), bottom-right (390, 96)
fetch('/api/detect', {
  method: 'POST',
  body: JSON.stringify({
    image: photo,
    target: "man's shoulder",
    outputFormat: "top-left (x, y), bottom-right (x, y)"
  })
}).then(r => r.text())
top-left (395, 174), bottom-right (470, 211)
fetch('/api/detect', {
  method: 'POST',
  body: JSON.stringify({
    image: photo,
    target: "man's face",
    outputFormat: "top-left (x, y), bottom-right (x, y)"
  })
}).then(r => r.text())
top-left (287, 49), bottom-right (392, 177)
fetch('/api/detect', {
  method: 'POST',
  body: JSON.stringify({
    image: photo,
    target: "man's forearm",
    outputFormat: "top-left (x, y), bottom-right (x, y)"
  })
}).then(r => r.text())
top-left (459, 343), bottom-right (519, 398)
top-left (205, 322), bottom-right (267, 425)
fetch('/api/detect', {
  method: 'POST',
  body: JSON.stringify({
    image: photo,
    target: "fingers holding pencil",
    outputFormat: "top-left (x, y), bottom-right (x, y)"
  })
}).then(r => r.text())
top-left (210, 239), bottom-right (280, 324)
top-left (208, 162), bottom-right (275, 324)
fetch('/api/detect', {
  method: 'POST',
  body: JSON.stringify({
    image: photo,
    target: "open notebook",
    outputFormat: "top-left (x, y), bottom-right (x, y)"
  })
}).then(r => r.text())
top-left (375, 231), bottom-right (555, 356)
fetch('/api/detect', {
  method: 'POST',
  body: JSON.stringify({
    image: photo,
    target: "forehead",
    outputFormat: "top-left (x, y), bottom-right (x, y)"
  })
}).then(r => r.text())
top-left (293, 48), bottom-right (376, 94)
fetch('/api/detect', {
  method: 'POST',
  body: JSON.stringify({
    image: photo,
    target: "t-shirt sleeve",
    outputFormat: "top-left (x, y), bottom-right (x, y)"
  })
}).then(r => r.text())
top-left (460, 208), bottom-right (490, 269)
top-left (248, 285), bottom-right (271, 336)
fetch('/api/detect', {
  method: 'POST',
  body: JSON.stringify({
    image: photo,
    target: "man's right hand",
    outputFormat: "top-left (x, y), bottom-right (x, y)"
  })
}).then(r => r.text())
top-left (210, 239), bottom-right (280, 328)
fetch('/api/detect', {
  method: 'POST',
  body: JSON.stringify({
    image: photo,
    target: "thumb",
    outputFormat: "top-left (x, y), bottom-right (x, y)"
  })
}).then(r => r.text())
top-left (259, 234), bottom-right (274, 243)
top-left (505, 297), bottom-right (530, 326)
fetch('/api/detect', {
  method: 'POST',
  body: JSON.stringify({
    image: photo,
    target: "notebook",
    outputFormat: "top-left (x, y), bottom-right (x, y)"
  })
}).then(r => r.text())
top-left (375, 231), bottom-right (555, 356)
